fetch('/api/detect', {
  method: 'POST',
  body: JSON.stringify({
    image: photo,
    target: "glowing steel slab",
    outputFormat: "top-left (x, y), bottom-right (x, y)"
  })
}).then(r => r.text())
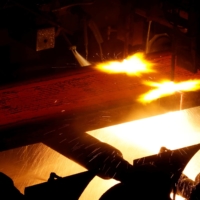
top-left (1, 52), bottom-right (200, 152)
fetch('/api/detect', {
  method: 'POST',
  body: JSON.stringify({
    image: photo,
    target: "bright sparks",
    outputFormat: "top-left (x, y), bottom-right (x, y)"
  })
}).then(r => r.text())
top-left (95, 52), bottom-right (154, 76)
top-left (138, 79), bottom-right (200, 103)
top-left (88, 107), bottom-right (200, 200)
top-left (88, 110), bottom-right (199, 158)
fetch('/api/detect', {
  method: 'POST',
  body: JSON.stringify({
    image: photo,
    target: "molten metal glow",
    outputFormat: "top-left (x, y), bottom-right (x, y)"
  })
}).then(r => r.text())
top-left (138, 80), bottom-right (200, 103)
top-left (95, 52), bottom-right (154, 76)
top-left (87, 107), bottom-right (200, 200)
top-left (88, 110), bottom-right (200, 158)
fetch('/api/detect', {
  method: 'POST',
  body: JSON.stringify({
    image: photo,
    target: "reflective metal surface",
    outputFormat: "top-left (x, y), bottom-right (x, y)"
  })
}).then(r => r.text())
top-left (1, 106), bottom-right (200, 199)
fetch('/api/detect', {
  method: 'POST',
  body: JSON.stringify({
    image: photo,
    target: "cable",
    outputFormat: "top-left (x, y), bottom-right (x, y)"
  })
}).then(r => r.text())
top-left (52, 1), bottom-right (96, 13)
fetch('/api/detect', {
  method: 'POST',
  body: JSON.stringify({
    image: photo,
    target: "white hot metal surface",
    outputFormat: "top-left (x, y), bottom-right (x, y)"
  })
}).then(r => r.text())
top-left (1, 106), bottom-right (200, 199)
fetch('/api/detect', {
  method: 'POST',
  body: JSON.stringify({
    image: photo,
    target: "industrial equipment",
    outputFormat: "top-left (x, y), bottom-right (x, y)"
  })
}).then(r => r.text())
top-left (1, 0), bottom-right (200, 199)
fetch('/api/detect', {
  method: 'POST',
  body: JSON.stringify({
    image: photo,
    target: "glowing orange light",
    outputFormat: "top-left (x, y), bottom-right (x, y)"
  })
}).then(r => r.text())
top-left (95, 52), bottom-right (155, 76)
top-left (88, 107), bottom-right (200, 200)
top-left (138, 79), bottom-right (200, 103)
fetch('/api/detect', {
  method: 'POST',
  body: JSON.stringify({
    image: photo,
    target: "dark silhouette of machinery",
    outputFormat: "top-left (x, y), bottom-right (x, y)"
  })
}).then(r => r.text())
top-left (1, 143), bottom-right (200, 200)
top-left (0, 172), bottom-right (25, 199)
top-left (24, 170), bottom-right (96, 200)
top-left (100, 143), bottom-right (200, 200)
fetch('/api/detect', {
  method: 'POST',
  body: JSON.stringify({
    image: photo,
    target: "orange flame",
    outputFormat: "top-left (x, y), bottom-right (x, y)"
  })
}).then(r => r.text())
top-left (138, 80), bottom-right (200, 103)
top-left (95, 52), bottom-right (155, 76)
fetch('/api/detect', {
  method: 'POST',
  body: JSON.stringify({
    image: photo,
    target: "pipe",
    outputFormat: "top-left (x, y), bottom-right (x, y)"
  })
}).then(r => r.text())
top-left (43, 130), bottom-right (132, 181)
top-left (83, 18), bottom-right (89, 60)
top-left (52, 1), bottom-right (96, 13)
top-left (145, 20), bottom-right (152, 54)
top-left (69, 45), bottom-right (91, 67)
top-left (88, 19), bottom-right (104, 61)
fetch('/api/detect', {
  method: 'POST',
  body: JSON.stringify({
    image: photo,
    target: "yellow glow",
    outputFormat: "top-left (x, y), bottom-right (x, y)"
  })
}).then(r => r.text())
top-left (138, 80), bottom-right (200, 103)
top-left (88, 110), bottom-right (200, 159)
top-left (2, 107), bottom-right (200, 200)
top-left (171, 194), bottom-right (184, 200)
top-left (95, 52), bottom-right (155, 76)
top-left (87, 107), bottom-right (200, 200)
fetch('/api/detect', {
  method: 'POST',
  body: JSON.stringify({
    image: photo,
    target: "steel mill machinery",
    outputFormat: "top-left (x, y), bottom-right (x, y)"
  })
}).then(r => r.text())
top-left (1, 0), bottom-right (200, 199)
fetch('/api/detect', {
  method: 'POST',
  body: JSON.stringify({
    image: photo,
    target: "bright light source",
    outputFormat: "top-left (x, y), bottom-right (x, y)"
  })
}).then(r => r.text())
top-left (95, 52), bottom-right (155, 76)
top-left (86, 107), bottom-right (200, 200)
top-left (138, 80), bottom-right (200, 103)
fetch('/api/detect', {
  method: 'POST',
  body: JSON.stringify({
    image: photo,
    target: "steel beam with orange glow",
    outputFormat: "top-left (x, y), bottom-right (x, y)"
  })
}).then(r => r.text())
top-left (94, 52), bottom-right (155, 76)
top-left (138, 79), bottom-right (200, 103)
